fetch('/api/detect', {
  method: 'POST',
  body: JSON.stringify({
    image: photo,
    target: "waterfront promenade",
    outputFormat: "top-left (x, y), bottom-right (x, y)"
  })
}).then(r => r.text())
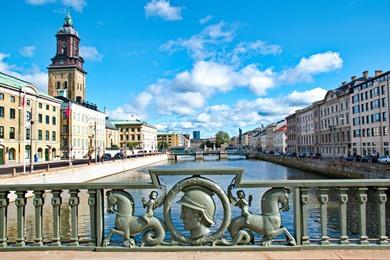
top-left (1, 249), bottom-right (390, 260)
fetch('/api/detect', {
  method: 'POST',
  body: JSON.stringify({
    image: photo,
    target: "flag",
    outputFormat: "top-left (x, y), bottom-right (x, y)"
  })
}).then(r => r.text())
top-left (19, 91), bottom-right (26, 109)
top-left (65, 102), bottom-right (71, 118)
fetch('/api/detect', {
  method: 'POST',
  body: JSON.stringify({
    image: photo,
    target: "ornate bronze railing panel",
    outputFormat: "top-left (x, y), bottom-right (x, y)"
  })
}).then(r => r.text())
top-left (0, 168), bottom-right (388, 250)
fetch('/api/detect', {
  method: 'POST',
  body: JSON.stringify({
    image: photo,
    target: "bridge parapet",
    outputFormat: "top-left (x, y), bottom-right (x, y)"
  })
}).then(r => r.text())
top-left (0, 168), bottom-right (389, 251)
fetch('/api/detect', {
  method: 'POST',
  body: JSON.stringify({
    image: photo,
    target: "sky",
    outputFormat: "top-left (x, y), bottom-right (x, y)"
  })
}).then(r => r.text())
top-left (1, 0), bottom-right (390, 138)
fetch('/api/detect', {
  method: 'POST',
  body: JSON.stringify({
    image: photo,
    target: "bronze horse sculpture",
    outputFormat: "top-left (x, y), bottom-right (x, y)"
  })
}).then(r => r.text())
top-left (228, 186), bottom-right (296, 246)
top-left (102, 190), bottom-right (165, 247)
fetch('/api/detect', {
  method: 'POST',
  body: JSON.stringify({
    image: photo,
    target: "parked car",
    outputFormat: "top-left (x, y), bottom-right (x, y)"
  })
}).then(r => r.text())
top-left (346, 155), bottom-right (361, 162)
top-left (102, 153), bottom-right (112, 161)
top-left (361, 156), bottom-right (371, 163)
top-left (378, 156), bottom-right (390, 164)
top-left (114, 152), bottom-right (124, 159)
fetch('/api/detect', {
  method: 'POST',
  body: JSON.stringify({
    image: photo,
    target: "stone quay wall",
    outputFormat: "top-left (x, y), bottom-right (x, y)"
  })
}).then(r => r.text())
top-left (254, 153), bottom-right (390, 179)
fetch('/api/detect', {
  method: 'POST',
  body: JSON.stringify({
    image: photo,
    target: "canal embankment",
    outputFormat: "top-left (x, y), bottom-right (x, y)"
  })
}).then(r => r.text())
top-left (1, 154), bottom-right (168, 201)
top-left (254, 153), bottom-right (390, 179)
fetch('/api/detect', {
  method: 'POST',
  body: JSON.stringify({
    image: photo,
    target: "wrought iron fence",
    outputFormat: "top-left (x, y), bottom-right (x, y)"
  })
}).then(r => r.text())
top-left (0, 168), bottom-right (389, 250)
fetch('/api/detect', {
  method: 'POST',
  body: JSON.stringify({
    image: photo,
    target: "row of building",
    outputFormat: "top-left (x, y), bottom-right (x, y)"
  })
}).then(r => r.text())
top-left (0, 14), bottom-right (163, 165)
top-left (240, 70), bottom-right (390, 158)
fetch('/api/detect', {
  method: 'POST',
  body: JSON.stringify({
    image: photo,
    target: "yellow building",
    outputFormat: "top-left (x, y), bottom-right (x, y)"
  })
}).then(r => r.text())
top-left (157, 133), bottom-right (180, 149)
top-left (0, 72), bottom-right (61, 165)
top-left (112, 120), bottom-right (157, 152)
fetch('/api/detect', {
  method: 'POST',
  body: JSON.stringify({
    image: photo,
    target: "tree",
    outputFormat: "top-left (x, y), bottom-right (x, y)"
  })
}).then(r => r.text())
top-left (215, 131), bottom-right (230, 147)
top-left (127, 141), bottom-right (140, 149)
top-left (158, 141), bottom-right (168, 151)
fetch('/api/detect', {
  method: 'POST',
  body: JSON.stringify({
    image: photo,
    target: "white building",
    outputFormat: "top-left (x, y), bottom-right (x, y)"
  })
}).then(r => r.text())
top-left (273, 120), bottom-right (287, 153)
top-left (58, 97), bottom-right (106, 159)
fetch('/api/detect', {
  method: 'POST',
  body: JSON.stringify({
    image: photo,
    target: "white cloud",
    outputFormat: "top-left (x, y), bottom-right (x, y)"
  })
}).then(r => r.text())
top-left (160, 22), bottom-right (237, 61)
top-left (0, 53), bottom-right (48, 93)
top-left (79, 46), bottom-right (103, 62)
top-left (287, 87), bottom-right (327, 106)
top-left (160, 21), bottom-right (281, 64)
top-left (19, 46), bottom-right (36, 57)
top-left (279, 51), bottom-right (343, 83)
top-left (144, 0), bottom-right (182, 21)
top-left (26, 0), bottom-right (86, 12)
top-left (199, 15), bottom-right (213, 24)
top-left (62, 0), bottom-right (87, 12)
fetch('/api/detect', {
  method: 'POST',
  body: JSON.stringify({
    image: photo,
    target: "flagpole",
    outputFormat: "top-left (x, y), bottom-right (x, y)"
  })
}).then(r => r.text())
top-left (30, 106), bottom-right (34, 173)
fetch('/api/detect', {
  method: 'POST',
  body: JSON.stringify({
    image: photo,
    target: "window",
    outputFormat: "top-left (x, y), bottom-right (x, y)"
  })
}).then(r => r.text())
top-left (384, 127), bottom-right (388, 136)
top-left (45, 130), bottom-right (49, 141)
top-left (10, 96), bottom-right (15, 102)
top-left (0, 126), bottom-right (3, 138)
top-left (8, 148), bottom-right (15, 160)
top-left (39, 103), bottom-right (42, 109)
top-left (352, 95), bottom-right (359, 103)
top-left (9, 127), bottom-right (15, 139)
top-left (26, 99), bottom-right (31, 106)
top-left (46, 104), bottom-right (49, 110)
top-left (26, 128), bottom-right (31, 140)
top-left (53, 106), bottom-right (56, 112)
top-left (382, 98), bottom-right (386, 107)
top-left (56, 81), bottom-right (61, 89)
top-left (383, 112), bottom-right (387, 122)
top-left (38, 114), bottom-right (42, 123)
top-left (0, 93), bottom-right (3, 100)
top-left (374, 113), bottom-right (381, 122)
top-left (52, 116), bottom-right (56, 125)
top-left (0, 106), bottom-right (4, 117)
top-left (52, 131), bottom-right (56, 141)
top-left (352, 105), bottom-right (360, 114)
top-left (45, 115), bottom-right (49, 124)
top-left (38, 130), bottom-right (42, 140)
top-left (64, 81), bottom-right (68, 89)
top-left (9, 108), bottom-right (15, 119)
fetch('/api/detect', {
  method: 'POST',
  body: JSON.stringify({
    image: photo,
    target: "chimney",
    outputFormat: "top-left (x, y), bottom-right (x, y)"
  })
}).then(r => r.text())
top-left (362, 71), bottom-right (369, 79)
top-left (351, 76), bottom-right (356, 81)
top-left (375, 70), bottom-right (383, 77)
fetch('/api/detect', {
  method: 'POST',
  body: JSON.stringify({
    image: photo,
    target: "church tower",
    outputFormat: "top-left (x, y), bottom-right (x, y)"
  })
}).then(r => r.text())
top-left (48, 14), bottom-right (86, 103)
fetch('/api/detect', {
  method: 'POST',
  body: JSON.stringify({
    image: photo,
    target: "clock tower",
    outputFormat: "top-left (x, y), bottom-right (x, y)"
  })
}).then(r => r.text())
top-left (48, 14), bottom-right (87, 103)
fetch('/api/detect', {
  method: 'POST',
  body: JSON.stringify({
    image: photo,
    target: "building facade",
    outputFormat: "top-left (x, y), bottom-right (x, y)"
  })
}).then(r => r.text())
top-left (105, 120), bottom-right (120, 149)
top-left (59, 97), bottom-right (106, 159)
top-left (0, 73), bottom-right (61, 165)
top-left (157, 133), bottom-right (180, 148)
top-left (286, 113), bottom-right (298, 153)
top-left (273, 120), bottom-right (287, 153)
top-left (112, 120), bottom-right (157, 152)
top-left (350, 71), bottom-right (390, 156)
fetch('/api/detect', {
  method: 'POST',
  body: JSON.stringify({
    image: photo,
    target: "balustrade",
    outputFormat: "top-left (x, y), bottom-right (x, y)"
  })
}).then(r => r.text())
top-left (0, 169), bottom-right (388, 250)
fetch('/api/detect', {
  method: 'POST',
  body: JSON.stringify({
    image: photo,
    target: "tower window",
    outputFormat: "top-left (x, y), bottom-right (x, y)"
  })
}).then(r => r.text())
top-left (64, 81), bottom-right (68, 89)
top-left (56, 81), bottom-right (61, 89)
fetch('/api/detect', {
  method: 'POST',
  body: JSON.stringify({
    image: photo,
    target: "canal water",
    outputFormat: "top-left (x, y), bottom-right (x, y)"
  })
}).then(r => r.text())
top-left (5, 158), bottom-right (389, 245)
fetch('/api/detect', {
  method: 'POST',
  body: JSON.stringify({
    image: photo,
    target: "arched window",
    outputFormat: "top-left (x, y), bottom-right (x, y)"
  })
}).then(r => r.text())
top-left (52, 148), bottom-right (57, 158)
top-left (25, 145), bottom-right (31, 159)
top-left (56, 81), bottom-right (61, 89)
top-left (64, 81), bottom-right (68, 89)
top-left (8, 148), bottom-right (16, 160)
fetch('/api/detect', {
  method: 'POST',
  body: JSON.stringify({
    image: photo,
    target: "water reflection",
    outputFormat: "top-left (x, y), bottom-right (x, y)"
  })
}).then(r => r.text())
top-left (5, 159), bottom-right (389, 245)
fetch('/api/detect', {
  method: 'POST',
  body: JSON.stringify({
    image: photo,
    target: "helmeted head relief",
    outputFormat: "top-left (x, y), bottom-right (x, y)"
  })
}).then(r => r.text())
top-left (177, 187), bottom-right (216, 225)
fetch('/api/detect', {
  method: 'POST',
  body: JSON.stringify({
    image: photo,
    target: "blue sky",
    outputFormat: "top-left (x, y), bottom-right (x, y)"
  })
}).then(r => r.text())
top-left (1, 0), bottom-right (390, 137)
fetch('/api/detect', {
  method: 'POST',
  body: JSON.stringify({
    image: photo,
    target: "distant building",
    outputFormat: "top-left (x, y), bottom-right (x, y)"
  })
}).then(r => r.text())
top-left (273, 120), bottom-right (287, 153)
top-left (112, 120), bottom-right (157, 152)
top-left (286, 113), bottom-right (298, 153)
top-left (105, 120), bottom-right (120, 149)
top-left (157, 132), bottom-right (180, 148)
top-left (193, 130), bottom-right (200, 140)
top-left (58, 96), bottom-right (106, 159)
top-left (0, 72), bottom-right (62, 165)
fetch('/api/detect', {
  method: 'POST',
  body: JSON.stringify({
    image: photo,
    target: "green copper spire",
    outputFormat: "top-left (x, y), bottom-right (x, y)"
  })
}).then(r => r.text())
top-left (64, 8), bottom-right (73, 26)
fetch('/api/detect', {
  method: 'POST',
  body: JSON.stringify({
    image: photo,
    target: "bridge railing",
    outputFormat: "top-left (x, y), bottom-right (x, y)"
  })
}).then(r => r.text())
top-left (0, 169), bottom-right (389, 250)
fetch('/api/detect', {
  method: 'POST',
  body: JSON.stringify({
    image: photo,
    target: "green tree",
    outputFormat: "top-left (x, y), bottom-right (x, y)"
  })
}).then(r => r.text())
top-left (215, 131), bottom-right (230, 147)
top-left (127, 141), bottom-right (140, 149)
top-left (205, 140), bottom-right (215, 148)
top-left (158, 141), bottom-right (168, 151)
